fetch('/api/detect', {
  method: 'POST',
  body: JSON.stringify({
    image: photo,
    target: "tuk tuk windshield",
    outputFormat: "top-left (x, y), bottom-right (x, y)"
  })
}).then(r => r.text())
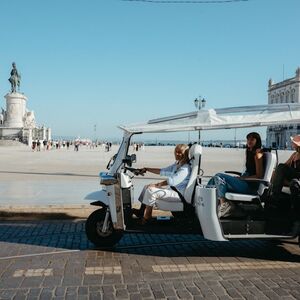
top-left (107, 133), bottom-right (132, 174)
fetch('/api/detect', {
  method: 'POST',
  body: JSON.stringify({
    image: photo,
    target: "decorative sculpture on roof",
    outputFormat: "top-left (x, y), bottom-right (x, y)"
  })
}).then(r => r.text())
top-left (24, 110), bottom-right (36, 128)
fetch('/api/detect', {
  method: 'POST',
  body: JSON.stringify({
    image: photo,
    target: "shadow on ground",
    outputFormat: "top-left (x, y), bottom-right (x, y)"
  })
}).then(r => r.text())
top-left (0, 220), bottom-right (299, 262)
top-left (0, 211), bottom-right (77, 221)
top-left (0, 170), bottom-right (97, 178)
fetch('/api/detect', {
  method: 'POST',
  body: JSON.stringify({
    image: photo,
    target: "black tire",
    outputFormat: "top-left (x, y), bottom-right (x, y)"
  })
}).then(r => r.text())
top-left (85, 208), bottom-right (123, 247)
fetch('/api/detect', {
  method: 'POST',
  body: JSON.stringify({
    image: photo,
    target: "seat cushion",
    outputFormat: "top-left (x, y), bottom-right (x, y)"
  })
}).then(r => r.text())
top-left (225, 192), bottom-right (258, 202)
top-left (155, 199), bottom-right (184, 211)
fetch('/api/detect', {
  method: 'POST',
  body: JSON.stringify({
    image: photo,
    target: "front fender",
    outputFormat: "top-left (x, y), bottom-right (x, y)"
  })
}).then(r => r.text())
top-left (84, 190), bottom-right (109, 206)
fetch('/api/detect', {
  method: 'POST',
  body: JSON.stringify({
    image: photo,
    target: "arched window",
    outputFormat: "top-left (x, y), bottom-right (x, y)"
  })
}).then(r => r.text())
top-left (280, 92), bottom-right (284, 102)
top-left (291, 89), bottom-right (295, 103)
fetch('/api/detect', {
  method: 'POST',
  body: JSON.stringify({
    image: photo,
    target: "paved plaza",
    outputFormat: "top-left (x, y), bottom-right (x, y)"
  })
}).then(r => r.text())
top-left (0, 145), bottom-right (292, 206)
top-left (0, 220), bottom-right (300, 299)
top-left (0, 146), bottom-right (300, 299)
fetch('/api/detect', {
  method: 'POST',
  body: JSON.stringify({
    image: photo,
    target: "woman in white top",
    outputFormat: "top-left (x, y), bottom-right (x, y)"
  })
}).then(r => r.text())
top-left (133, 144), bottom-right (191, 224)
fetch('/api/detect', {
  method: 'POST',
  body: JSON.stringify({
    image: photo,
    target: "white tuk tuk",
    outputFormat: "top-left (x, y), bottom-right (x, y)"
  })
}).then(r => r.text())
top-left (85, 104), bottom-right (300, 247)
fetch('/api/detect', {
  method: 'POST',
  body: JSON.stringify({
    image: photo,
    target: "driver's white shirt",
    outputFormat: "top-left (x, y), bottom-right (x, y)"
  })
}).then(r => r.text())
top-left (160, 163), bottom-right (191, 195)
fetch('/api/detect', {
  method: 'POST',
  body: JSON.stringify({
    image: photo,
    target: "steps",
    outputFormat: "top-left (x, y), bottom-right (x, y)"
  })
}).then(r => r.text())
top-left (0, 140), bottom-right (28, 147)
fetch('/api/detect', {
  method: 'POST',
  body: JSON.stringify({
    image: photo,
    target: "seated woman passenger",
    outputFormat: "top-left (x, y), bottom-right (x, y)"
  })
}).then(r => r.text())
top-left (207, 132), bottom-right (264, 218)
top-left (271, 135), bottom-right (300, 196)
top-left (132, 144), bottom-right (191, 224)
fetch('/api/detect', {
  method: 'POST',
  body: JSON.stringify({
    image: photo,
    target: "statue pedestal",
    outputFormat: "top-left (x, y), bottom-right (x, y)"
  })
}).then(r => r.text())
top-left (4, 93), bottom-right (27, 128)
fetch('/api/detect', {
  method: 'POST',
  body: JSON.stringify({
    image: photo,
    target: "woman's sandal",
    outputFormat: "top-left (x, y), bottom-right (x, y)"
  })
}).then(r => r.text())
top-left (132, 208), bottom-right (144, 218)
top-left (138, 217), bottom-right (151, 225)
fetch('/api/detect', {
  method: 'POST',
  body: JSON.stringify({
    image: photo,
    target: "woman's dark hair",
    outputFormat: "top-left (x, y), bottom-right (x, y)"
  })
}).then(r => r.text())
top-left (245, 132), bottom-right (262, 175)
top-left (246, 132), bottom-right (262, 151)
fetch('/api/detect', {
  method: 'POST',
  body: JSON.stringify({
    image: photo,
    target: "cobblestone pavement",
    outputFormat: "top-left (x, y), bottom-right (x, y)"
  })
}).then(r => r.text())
top-left (0, 220), bottom-right (300, 299)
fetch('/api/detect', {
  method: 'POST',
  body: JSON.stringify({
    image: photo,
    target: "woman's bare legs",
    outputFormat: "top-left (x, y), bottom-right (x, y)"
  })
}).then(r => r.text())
top-left (137, 205), bottom-right (153, 224)
top-left (132, 204), bottom-right (146, 218)
top-left (143, 206), bottom-right (153, 221)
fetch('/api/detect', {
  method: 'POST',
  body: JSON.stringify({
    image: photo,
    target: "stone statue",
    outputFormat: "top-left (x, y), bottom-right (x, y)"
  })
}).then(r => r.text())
top-left (24, 110), bottom-right (36, 128)
top-left (8, 62), bottom-right (21, 93)
top-left (1, 108), bottom-right (6, 125)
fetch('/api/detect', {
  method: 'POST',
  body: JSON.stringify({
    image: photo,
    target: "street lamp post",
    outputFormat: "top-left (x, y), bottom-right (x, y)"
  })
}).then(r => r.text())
top-left (94, 124), bottom-right (97, 143)
top-left (234, 128), bottom-right (237, 148)
top-left (194, 96), bottom-right (206, 144)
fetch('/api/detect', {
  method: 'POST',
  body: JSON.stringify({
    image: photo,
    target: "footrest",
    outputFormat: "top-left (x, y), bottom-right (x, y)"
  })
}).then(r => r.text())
top-left (221, 219), bottom-right (265, 235)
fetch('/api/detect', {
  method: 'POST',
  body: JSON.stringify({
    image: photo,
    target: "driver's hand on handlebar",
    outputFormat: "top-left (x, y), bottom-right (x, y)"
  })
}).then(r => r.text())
top-left (133, 169), bottom-right (143, 176)
top-left (140, 168), bottom-right (147, 175)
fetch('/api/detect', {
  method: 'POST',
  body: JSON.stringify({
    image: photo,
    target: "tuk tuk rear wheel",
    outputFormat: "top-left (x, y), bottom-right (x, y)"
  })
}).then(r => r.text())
top-left (85, 208), bottom-right (123, 247)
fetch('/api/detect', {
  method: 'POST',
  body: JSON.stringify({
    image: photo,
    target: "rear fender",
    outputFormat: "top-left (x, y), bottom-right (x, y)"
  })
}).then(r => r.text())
top-left (194, 186), bottom-right (227, 242)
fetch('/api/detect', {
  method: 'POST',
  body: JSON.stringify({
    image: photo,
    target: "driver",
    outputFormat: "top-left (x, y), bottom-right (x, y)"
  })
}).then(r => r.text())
top-left (132, 144), bottom-right (191, 224)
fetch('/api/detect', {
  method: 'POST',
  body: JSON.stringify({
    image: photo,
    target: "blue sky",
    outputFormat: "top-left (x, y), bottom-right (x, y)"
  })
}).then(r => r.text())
top-left (0, 0), bottom-right (299, 142)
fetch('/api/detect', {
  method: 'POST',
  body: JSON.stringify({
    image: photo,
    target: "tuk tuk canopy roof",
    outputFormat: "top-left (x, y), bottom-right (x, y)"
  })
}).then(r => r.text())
top-left (119, 104), bottom-right (300, 133)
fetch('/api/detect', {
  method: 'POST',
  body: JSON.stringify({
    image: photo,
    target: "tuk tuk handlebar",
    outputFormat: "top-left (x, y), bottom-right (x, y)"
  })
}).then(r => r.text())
top-left (124, 166), bottom-right (145, 176)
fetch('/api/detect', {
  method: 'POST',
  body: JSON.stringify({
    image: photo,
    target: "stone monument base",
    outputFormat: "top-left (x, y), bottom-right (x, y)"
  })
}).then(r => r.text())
top-left (4, 92), bottom-right (27, 128)
top-left (0, 127), bottom-right (22, 140)
top-left (0, 140), bottom-right (27, 147)
top-left (0, 91), bottom-right (51, 146)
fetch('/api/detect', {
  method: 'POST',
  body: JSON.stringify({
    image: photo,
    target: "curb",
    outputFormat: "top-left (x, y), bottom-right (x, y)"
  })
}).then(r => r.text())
top-left (0, 204), bottom-right (170, 221)
top-left (0, 205), bottom-right (97, 220)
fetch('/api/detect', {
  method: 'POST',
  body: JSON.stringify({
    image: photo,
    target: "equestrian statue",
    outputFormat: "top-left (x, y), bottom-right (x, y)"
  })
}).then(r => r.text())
top-left (8, 62), bottom-right (21, 93)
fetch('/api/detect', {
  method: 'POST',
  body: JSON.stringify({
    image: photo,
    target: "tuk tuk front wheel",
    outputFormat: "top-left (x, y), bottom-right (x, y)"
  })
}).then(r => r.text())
top-left (85, 208), bottom-right (123, 247)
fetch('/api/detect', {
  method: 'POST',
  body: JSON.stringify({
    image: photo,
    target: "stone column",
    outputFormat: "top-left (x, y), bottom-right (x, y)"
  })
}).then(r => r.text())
top-left (42, 126), bottom-right (47, 140)
top-left (4, 93), bottom-right (27, 128)
top-left (28, 128), bottom-right (33, 147)
top-left (47, 128), bottom-right (52, 141)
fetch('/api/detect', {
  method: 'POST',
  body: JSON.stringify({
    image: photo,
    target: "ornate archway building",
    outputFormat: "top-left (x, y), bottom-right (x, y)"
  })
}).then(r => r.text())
top-left (267, 67), bottom-right (300, 149)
